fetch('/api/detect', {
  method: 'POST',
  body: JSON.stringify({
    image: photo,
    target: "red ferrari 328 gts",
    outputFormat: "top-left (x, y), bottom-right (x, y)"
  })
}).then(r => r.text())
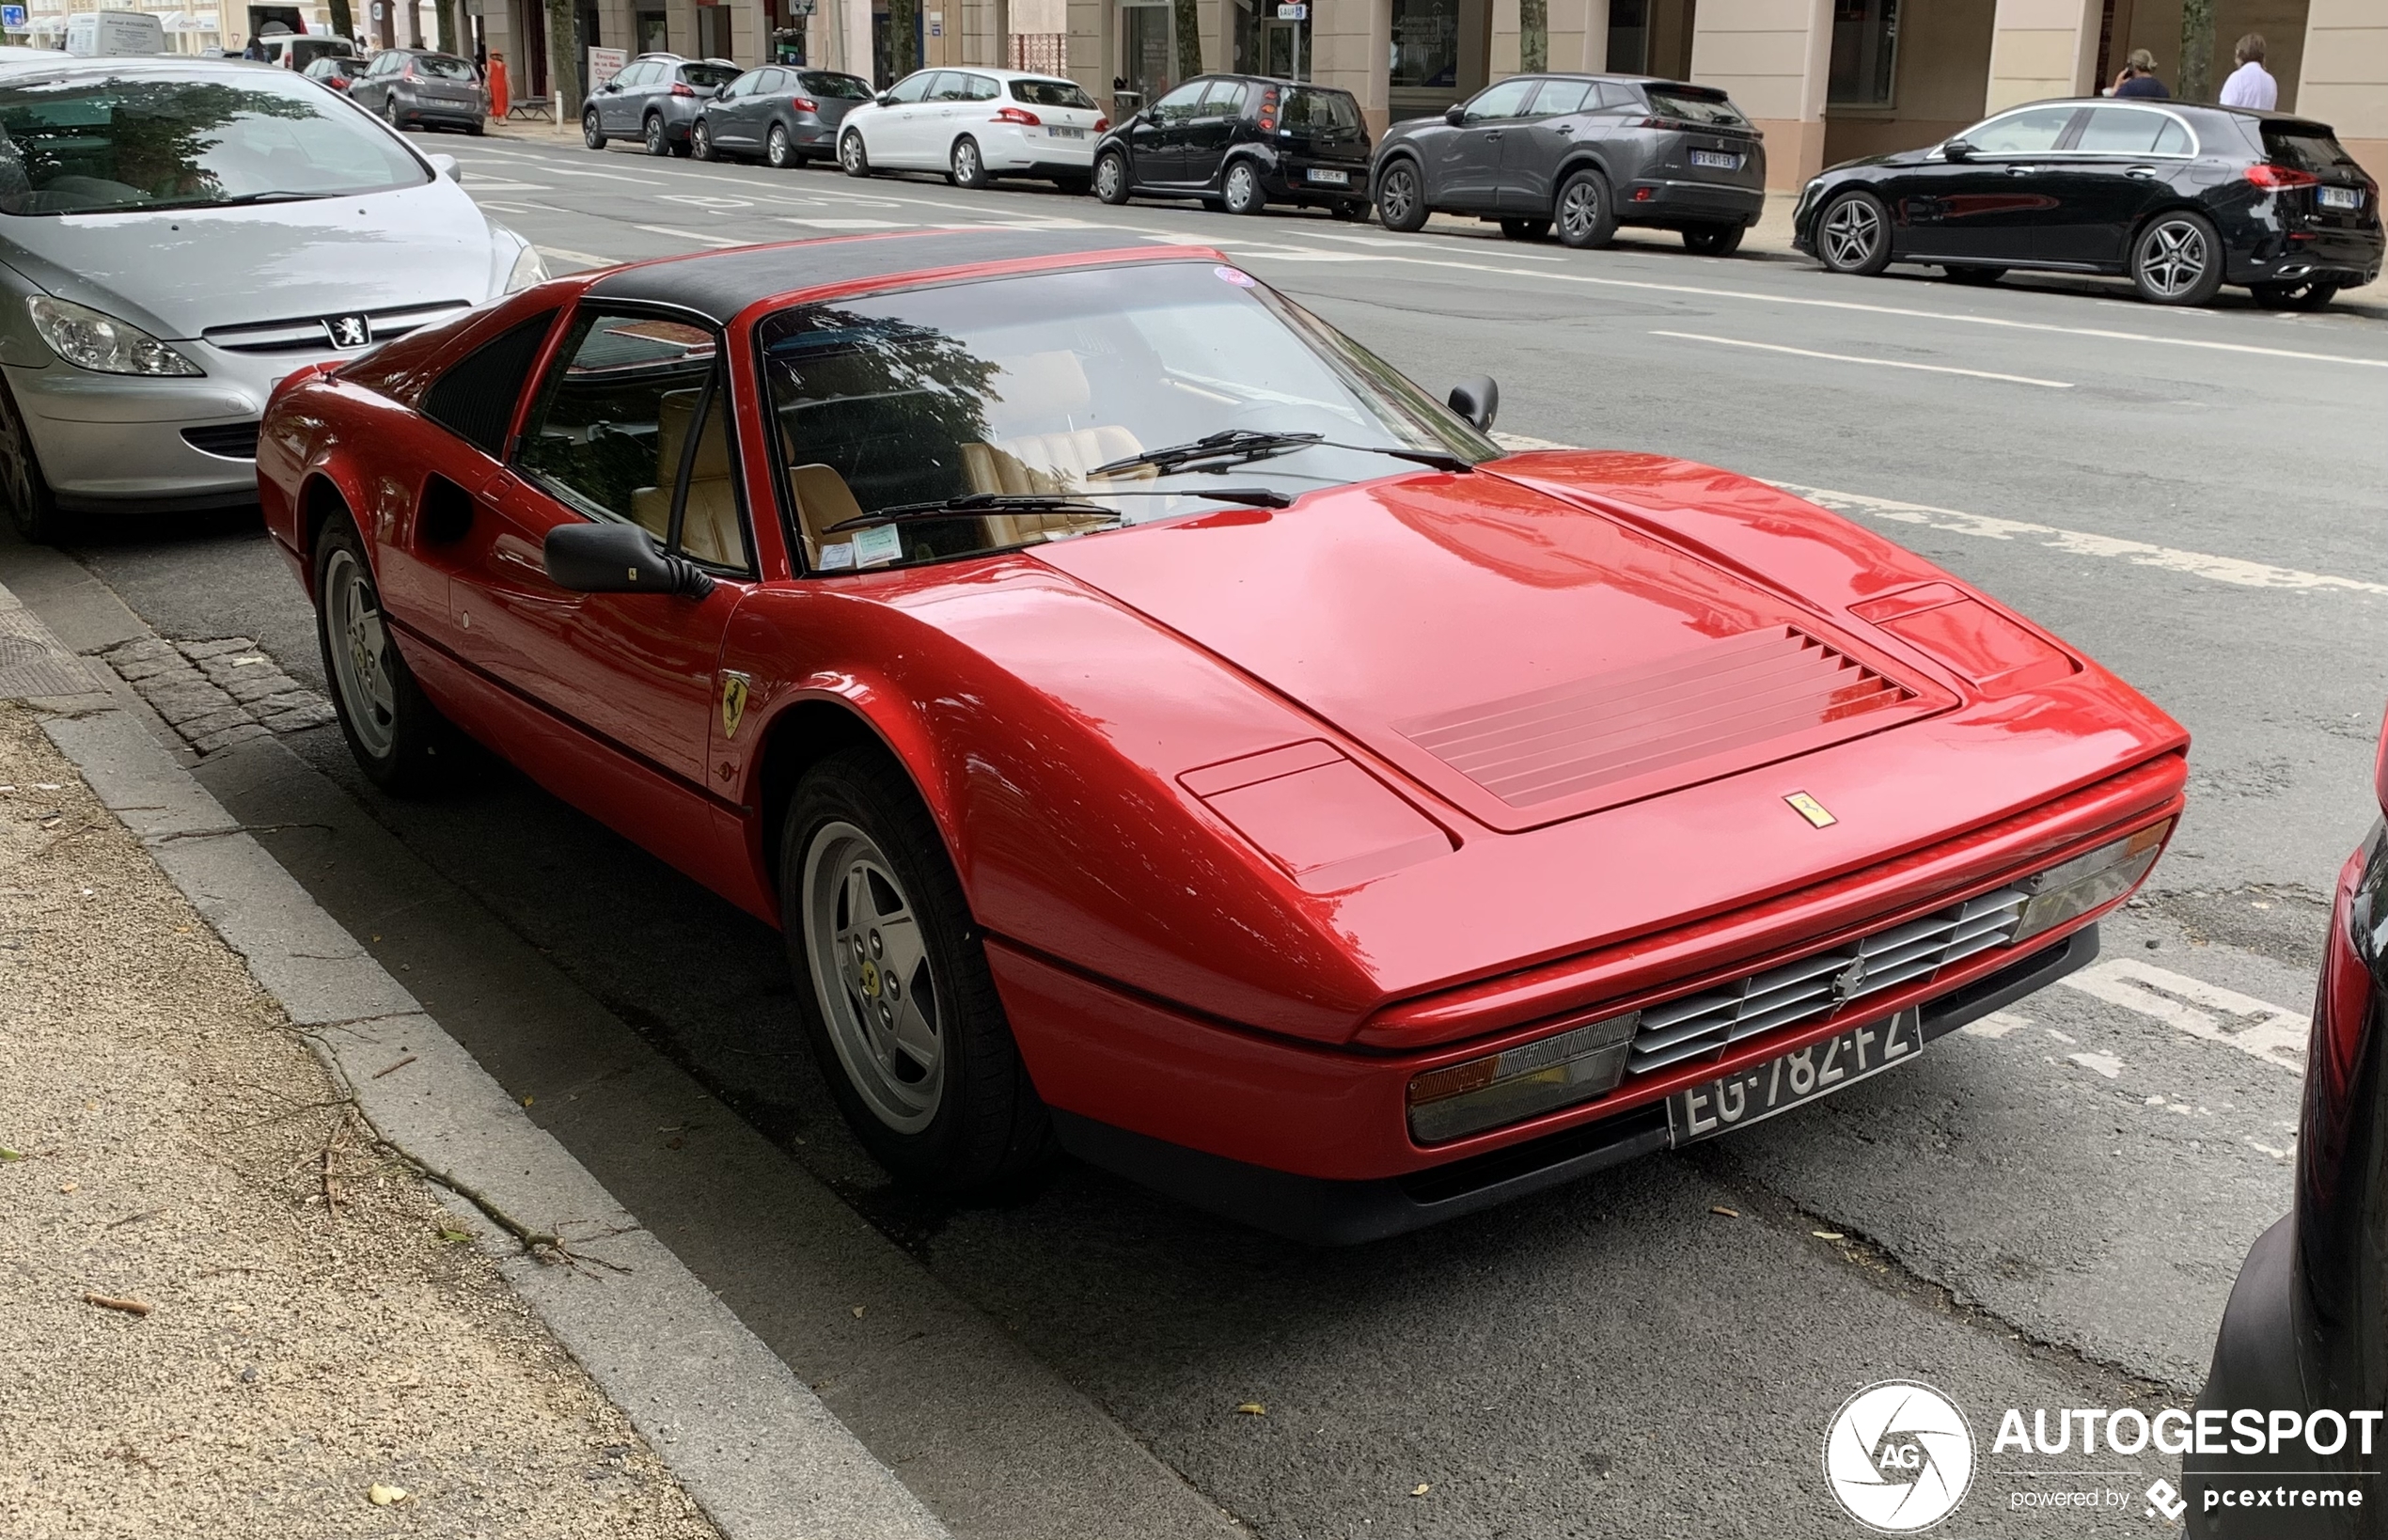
top-left (258, 228), bottom-right (2187, 1242)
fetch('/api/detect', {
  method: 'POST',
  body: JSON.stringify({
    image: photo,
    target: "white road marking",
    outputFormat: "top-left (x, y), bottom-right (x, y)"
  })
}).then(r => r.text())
top-left (1653, 330), bottom-right (2075, 389)
top-left (1959, 1011), bottom-right (2031, 1039)
top-left (2058, 959), bottom-right (2307, 1074)
top-left (1781, 482), bottom-right (2388, 600)
top-left (459, 176), bottom-right (551, 192)
top-left (656, 193), bottom-right (757, 211)
top-left (2244, 1136), bottom-right (2293, 1159)
top-left (2068, 1050), bottom-right (2125, 1079)
top-left (535, 244), bottom-right (618, 270)
top-left (778, 216), bottom-right (912, 228)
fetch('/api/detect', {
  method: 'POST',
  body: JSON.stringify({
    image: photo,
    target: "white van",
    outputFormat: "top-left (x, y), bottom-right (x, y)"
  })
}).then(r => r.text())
top-left (63, 11), bottom-right (167, 55)
top-left (262, 33), bottom-right (353, 70)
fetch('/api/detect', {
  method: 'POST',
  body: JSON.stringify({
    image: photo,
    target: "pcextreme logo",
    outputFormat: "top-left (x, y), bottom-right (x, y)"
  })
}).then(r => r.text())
top-left (1823, 1380), bottom-right (1976, 1533)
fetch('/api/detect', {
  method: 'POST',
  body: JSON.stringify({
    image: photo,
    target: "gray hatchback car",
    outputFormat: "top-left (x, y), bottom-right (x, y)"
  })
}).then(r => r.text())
top-left (347, 47), bottom-right (488, 135)
top-left (583, 54), bottom-right (741, 156)
top-left (1373, 74), bottom-right (1766, 252)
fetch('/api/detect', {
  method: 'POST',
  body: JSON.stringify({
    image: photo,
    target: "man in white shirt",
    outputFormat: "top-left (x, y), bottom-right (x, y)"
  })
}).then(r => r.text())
top-left (2218, 33), bottom-right (2278, 111)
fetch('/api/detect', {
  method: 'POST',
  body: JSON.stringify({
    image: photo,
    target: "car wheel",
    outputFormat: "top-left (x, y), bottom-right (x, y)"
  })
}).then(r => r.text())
top-left (1222, 160), bottom-right (1265, 215)
top-left (314, 513), bottom-right (465, 796)
top-left (1816, 189), bottom-right (1892, 275)
top-left (1092, 149), bottom-right (1129, 204)
top-left (582, 109), bottom-right (606, 149)
top-left (1375, 160), bottom-right (1426, 232)
top-left (2250, 277), bottom-right (2340, 311)
top-left (840, 130), bottom-right (871, 178)
top-left (690, 119), bottom-right (715, 161)
top-left (644, 113), bottom-right (668, 156)
top-left (950, 134), bottom-right (988, 189)
top-left (1330, 199), bottom-right (1365, 222)
top-left (0, 377), bottom-right (67, 545)
top-left (1940, 264), bottom-right (2006, 285)
top-left (1681, 221), bottom-right (1744, 257)
top-left (765, 122), bottom-right (793, 168)
top-left (1554, 167), bottom-right (1618, 250)
top-left (782, 746), bottom-right (1053, 1190)
top-left (2131, 212), bottom-right (2223, 306)
top-left (384, 96), bottom-right (402, 130)
top-left (1500, 217), bottom-right (1549, 242)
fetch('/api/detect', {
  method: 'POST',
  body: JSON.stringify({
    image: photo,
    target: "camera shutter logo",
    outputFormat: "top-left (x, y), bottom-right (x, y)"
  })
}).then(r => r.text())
top-left (1822, 1380), bottom-right (1974, 1532)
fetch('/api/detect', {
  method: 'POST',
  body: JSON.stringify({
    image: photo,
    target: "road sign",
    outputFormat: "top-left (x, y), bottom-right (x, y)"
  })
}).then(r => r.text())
top-left (0, 6), bottom-right (26, 29)
top-left (1275, 3), bottom-right (1306, 18)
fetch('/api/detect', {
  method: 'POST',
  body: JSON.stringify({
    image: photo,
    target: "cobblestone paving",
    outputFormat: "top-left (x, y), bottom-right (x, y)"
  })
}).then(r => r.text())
top-left (102, 636), bottom-right (335, 754)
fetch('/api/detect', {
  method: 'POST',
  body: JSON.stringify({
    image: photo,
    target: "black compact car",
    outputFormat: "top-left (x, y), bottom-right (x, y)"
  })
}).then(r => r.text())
top-left (1372, 74), bottom-right (1764, 252)
top-left (584, 54), bottom-right (742, 156)
top-left (2183, 715), bottom-right (2388, 1537)
top-left (348, 48), bottom-right (486, 134)
top-left (693, 66), bottom-right (872, 167)
top-left (1091, 74), bottom-right (1371, 217)
top-left (1794, 99), bottom-right (2383, 308)
top-left (301, 54), bottom-right (367, 94)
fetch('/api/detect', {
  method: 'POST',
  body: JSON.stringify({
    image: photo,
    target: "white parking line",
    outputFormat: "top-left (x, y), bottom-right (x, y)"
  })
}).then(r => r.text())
top-left (535, 244), bottom-right (618, 270)
top-left (630, 224), bottom-right (745, 247)
top-left (1653, 330), bottom-right (2075, 389)
top-left (2058, 959), bottom-right (2307, 1074)
top-left (778, 217), bottom-right (911, 228)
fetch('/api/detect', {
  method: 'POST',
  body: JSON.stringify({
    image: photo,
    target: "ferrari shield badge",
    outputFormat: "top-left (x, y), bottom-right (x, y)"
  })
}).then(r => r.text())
top-left (1785, 791), bottom-right (1837, 828)
top-left (718, 671), bottom-right (751, 741)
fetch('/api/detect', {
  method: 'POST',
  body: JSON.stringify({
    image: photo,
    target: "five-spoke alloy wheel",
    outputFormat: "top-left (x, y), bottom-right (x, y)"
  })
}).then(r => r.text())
top-left (2132, 212), bottom-right (2223, 305)
top-left (1817, 190), bottom-right (1892, 275)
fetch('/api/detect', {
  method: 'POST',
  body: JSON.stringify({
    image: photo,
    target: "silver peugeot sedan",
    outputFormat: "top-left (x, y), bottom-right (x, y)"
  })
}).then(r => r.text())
top-left (0, 55), bottom-right (544, 542)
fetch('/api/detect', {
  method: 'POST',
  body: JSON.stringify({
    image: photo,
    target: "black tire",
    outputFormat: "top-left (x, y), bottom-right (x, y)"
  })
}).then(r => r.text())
top-left (1330, 199), bottom-right (1365, 221)
top-left (582, 108), bottom-right (606, 149)
top-left (0, 375), bottom-right (68, 545)
top-left (384, 97), bottom-right (403, 130)
top-left (312, 513), bottom-right (464, 796)
top-left (950, 134), bottom-right (989, 189)
top-left (643, 112), bottom-right (669, 156)
top-left (1940, 264), bottom-right (2006, 285)
top-left (1554, 167), bottom-right (1617, 250)
top-left (1375, 158), bottom-right (1426, 232)
top-left (1682, 221), bottom-right (1744, 257)
top-left (840, 129), bottom-right (871, 178)
top-left (2250, 277), bottom-right (2340, 311)
top-left (1092, 148), bottom-right (1130, 204)
top-left (690, 118), bottom-right (716, 161)
top-left (1500, 216), bottom-right (1549, 242)
top-left (780, 746), bottom-right (1053, 1191)
top-left (1221, 159), bottom-right (1265, 215)
top-left (1815, 188), bottom-right (1893, 275)
top-left (2130, 211), bottom-right (2223, 306)
top-left (765, 122), bottom-right (794, 168)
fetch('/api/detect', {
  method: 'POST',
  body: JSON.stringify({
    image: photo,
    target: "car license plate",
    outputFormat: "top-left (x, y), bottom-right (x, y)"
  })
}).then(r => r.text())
top-left (1667, 1008), bottom-right (1924, 1146)
top-left (1689, 149), bottom-right (1741, 170)
top-left (1306, 167), bottom-right (1351, 185)
top-left (2319, 185), bottom-right (2361, 210)
top-left (1048, 125), bottom-right (1086, 139)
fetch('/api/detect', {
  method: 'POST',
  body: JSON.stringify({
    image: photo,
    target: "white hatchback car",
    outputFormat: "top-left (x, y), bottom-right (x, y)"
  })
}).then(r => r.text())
top-left (836, 67), bottom-right (1106, 191)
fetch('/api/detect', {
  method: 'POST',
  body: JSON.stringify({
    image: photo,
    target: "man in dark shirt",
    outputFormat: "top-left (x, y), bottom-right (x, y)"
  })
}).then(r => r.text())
top-left (2113, 49), bottom-right (2170, 98)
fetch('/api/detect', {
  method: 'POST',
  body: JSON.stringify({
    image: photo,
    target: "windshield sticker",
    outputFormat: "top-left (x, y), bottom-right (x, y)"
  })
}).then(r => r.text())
top-left (817, 541), bottom-right (856, 571)
top-left (851, 525), bottom-right (904, 569)
top-left (1214, 265), bottom-right (1256, 288)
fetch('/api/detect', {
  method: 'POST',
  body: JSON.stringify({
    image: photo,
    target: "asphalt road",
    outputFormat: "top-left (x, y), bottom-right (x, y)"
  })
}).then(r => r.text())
top-left (31, 129), bottom-right (2388, 1538)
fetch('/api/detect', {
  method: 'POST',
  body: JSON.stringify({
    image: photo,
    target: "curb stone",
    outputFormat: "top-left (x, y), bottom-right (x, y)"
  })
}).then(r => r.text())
top-left (0, 576), bottom-right (949, 1540)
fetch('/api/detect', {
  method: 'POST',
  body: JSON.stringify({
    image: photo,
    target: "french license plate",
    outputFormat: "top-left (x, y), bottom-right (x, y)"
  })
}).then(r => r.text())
top-left (1306, 167), bottom-right (1351, 185)
top-left (1048, 125), bottom-right (1087, 139)
top-left (2319, 185), bottom-right (2361, 210)
top-left (1689, 149), bottom-right (1741, 170)
top-left (1667, 1008), bottom-right (1923, 1146)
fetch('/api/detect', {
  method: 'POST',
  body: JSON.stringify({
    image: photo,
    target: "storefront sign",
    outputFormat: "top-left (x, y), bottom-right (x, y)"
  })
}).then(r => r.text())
top-left (587, 44), bottom-right (625, 87)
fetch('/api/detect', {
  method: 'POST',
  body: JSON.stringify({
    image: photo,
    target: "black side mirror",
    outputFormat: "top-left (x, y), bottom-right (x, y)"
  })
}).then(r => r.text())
top-left (1942, 137), bottom-right (1975, 162)
top-left (1443, 103), bottom-right (1466, 127)
top-left (542, 521), bottom-right (715, 598)
top-left (715, 85), bottom-right (731, 99)
top-left (1447, 375), bottom-right (1499, 432)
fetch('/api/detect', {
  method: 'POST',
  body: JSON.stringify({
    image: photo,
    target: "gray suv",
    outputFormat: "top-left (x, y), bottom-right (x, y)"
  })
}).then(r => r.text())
top-left (583, 54), bottom-right (742, 156)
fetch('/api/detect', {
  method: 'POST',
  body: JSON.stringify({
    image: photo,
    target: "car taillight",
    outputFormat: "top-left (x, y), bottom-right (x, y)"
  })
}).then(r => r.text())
top-left (670, 81), bottom-right (696, 97)
top-left (791, 95), bottom-right (816, 111)
top-left (994, 105), bottom-right (1040, 125)
top-left (2246, 163), bottom-right (2319, 190)
top-left (1257, 88), bottom-right (1278, 132)
top-left (1092, 115), bottom-right (1108, 133)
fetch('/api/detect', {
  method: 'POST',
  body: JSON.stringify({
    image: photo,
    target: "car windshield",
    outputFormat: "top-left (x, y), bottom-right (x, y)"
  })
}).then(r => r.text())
top-left (760, 260), bottom-right (1498, 572)
top-left (681, 63), bottom-right (739, 88)
top-left (1643, 87), bottom-right (1746, 127)
top-left (800, 71), bottom-right (872, 99)
top-left (0, 71), bottom-right (429, 215)
top-left (414, 54), bottom-right (478, 80)
top-left (1010, 77), bottom-right (1096, 109)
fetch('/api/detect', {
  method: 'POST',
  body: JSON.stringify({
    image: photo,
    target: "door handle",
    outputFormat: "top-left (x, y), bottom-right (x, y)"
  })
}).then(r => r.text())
top-left (2003, 164), bottom-right (2037, 174)
top-left (2125, 165), bottom-right (2159, 179)
top-left (1485, 130), bottom-right (1501, 141)
top-left (1555, 124), bottom-right (1573, 134)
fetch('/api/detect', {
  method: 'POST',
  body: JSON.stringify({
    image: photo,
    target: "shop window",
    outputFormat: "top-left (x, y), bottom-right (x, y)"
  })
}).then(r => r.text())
top-left (1390, 0), bottom-right (1459, 88)
top-left (636, 8), bottom-right (667, 53)
top-left (1606, 0), bottom-right (1645, 73)
top-left (1829, 0), bottom-right (1897, 107)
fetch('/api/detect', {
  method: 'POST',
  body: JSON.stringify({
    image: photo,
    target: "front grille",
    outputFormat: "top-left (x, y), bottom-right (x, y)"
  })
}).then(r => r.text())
top-left (181, 421), bottom-right (260, 460)
top-left (200, 300), bottom-right (475, 355)
top-left (1626, 887), bottom-right (2030, 1076)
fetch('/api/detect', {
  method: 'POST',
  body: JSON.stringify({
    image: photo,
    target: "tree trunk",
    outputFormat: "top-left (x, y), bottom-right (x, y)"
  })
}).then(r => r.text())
top-left (1172, 0), bottom-right (1202, 81)
top-left (1521, 0), bottom-right (1546, 72)
top-left (435, 0), bottom-right (456, 54)
top-left (888, 0), bottom-right (916, 85)
top-left (545, 0), bottom-right (581, 118)
top-left (2178, 0), bottom-right (2214, 101)
top-left (327, 0), bottom-right (354, 41)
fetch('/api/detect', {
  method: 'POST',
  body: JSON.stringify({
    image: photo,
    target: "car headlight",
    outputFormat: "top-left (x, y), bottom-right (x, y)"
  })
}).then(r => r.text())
top-left (26, 295), bottom-right (202, 377)
top-left (1406, 1011), bottom-right (1640, 1143)
top-left (2010, 820), bottom-right (2172, 944)
top-left (502, 241), bottom-right (548, 294)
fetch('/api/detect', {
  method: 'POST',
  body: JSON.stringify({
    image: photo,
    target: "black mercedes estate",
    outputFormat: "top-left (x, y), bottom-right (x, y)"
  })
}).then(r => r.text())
top-left (1794, 99), bottom-right (2383, 309)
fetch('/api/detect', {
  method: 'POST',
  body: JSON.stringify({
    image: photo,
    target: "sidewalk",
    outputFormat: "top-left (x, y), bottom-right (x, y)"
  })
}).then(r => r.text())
top-left (0, 698), bottom-right (724, 1538)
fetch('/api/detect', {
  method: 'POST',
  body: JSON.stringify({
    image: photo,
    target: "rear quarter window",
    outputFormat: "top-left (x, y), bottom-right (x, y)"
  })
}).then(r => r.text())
top-left (421, 310), bottom-right (558, 458)
top-left (1643, 87), bottom-right (1748, 128)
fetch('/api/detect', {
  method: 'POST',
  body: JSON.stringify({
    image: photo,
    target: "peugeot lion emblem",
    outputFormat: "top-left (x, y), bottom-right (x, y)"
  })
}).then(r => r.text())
top-left (322, 314), bottom-right (371, 350)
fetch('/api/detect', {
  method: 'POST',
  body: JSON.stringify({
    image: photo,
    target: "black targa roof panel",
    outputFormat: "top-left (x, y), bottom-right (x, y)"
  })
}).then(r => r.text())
top-left (582, 228), bottom-right (1174, 324)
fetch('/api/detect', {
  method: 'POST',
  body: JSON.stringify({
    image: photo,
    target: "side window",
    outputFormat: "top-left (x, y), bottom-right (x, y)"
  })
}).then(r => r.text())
top-left (885, 71), bottom-right (935, 103)
top-left (755, 69), bottom-right (786, 93)
top-left (1528, 79), bottom-right (1593, 117)
top-left (1151, 80), bottom-right (1207, 125)
top-left (929, 73), bottom-right (972, 102)
top-left (962, 73), bottom-right (1000, 102)
top-left (514, 313), bottom-right (751, 571)
top-left (421, 309), bottom-right (558, 458)
top-left (1461, 77), bottom-right (1536, 123)
top-left (1964, 106), bottom-right (2080, 155)
top-left (1195, 79), bottom-right (1248, 118)
top-left (2075, 108), bottom-right (2174, 154)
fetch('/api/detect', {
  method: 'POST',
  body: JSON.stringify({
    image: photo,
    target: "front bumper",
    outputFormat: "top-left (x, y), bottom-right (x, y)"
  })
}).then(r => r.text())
top-left (1622, 177), bottom-right (1767, 227)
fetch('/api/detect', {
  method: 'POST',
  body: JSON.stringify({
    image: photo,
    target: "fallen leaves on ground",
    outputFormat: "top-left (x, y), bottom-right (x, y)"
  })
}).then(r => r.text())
top-left (1812, 1230), bottom-right (1845, 1240)
top-left (367, 1484), bottom-right (409, 1506)
top-left (1235, 1403), bottom-right (1266, 1417)
top-left (84, 1294), bottom-right (151, 1317)
top-left (1708, 1205), bottom-right (1739, 1218)
top-left (1411, 1483), bottom-right (1432, 1497)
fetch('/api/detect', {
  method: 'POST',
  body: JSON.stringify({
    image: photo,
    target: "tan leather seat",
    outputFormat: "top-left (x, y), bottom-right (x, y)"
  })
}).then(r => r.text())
top-left (788, 463), bottom-right (866, 567)
top-left (629, 388), bottom-right (746, 568)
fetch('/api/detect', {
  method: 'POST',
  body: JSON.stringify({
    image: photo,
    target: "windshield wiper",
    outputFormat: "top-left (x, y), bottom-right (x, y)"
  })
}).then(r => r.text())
top-left (149, 189), bottom-right (329, 211)
top-left (825, 486), bottom-right (1292, 533)
top-left (1088, 429), bottom-right (1471, 479)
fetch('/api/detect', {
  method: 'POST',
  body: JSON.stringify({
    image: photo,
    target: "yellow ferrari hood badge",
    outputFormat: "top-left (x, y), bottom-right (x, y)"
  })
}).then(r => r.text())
top-left (1785, 792), bottom-right (1837, 829)
top-left (718, 671), bottom-right (752, 741)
